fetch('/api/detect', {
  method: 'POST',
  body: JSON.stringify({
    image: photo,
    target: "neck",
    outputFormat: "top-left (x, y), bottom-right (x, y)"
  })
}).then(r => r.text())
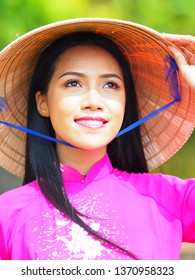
top-left (57, 145), bottom-right (107, 174)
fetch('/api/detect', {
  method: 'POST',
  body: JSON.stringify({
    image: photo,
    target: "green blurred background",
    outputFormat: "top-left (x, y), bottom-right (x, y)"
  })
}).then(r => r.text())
top-left (0, 0), bottom-right (194, 259)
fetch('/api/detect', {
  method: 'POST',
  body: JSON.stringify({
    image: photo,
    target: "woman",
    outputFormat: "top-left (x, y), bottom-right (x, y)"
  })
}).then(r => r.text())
top-left (0, 18), bottom-right (194, 260)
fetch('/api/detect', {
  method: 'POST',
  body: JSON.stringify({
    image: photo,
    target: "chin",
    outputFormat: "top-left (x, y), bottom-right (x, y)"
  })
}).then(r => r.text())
top-left (61, 135), bottom-right (115, 150)
top-left (78, 144), bottom-right (107, 151)
top-left (70, 140), bottom-right (109, 151)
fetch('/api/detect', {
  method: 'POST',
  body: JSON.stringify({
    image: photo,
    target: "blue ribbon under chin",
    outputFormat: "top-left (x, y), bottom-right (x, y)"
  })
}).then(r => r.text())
top-left (0, 119), bottom-right (74, 147)
top-left (0, 56), bottom-right (181, 145)
top-left (116, 56), bottom-right (181, 138)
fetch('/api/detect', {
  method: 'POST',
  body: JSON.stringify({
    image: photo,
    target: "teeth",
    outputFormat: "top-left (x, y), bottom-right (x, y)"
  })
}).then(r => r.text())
top-left (76, 120), bottom-right (103, 125)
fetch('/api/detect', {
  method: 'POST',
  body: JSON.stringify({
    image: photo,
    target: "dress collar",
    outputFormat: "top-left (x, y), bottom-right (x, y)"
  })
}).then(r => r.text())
top-left (60, 154), bottom-right (113, 184)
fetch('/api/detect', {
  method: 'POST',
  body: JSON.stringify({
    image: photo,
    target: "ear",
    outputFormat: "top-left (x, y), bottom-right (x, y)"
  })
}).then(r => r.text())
top-left (35, 91), bottom-right (49, 117)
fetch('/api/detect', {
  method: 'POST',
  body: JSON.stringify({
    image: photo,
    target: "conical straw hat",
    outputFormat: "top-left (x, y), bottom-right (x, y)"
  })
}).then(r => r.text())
top-left (0, 18), bottom-right (194, 177)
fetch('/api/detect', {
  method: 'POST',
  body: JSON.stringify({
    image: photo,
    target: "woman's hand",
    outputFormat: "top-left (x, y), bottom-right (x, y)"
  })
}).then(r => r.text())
top-left (163, 34), bottom-right (195, 89)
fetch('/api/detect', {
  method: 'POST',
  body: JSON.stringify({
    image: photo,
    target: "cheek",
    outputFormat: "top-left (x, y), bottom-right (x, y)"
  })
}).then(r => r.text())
top-left (117, 108), bottom-right (125, 128)
top-left (47, 104), bottom-right (71, 134)
top-left (116, 101), bottom-right (126, 129)
top-left (108, 102), bottom-right (125, 134)
top-left (114, 97), bottom-right (126, 120)
top-left (47, 95), bottom-right (75, 119)
top-left (121, 96), bottom-right (126, 122)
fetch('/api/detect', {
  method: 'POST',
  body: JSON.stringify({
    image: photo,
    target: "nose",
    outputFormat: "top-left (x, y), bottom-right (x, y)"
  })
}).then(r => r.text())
top-left (81, 88), bottom-right (104, 111)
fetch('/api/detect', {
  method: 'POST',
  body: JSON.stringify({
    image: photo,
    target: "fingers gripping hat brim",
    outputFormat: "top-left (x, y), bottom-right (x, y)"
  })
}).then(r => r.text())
top-left (0, 18), bottom-right (194, 177)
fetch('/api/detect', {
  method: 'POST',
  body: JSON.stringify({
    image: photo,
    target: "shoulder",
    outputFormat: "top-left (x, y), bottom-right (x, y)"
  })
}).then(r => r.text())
top-left (112, 168), bottom-right (193, 192)
top-left (0, 180), bottom-right (40, 202)
top-left (0, 181), bottom-right (41, 219)
top-left (112, 168), bottom-right (195, 210)
top-left (0, 181), bottom-right (45, 259)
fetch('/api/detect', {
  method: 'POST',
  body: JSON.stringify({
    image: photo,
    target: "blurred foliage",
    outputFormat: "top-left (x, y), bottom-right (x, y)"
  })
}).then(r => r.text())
top-left (0, 0), bottom-right (194, 182)
top-left (1, 0), bottom-right (195, 49)
top-left (153, 131), bottom-right (195, 178)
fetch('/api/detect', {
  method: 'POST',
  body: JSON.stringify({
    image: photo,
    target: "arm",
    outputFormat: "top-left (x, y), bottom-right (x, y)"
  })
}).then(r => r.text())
top-left (163, 34), bottom-right (195, 89)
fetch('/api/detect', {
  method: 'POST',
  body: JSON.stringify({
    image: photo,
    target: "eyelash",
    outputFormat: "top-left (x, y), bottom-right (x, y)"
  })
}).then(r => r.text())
top-left (65, 80), bottom-right (81, 87)
top-left (64, 80), bottom-right (119, 89)
top-left (104, 81), bottom-right (119, 89)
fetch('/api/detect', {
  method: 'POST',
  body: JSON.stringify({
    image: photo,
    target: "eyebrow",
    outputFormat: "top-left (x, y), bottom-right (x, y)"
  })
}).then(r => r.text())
top-left (58, 71), bottom-right (123, 81)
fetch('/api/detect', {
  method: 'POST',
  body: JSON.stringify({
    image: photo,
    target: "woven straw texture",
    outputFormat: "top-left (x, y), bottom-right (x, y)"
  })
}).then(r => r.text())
top-left (0, 18), bottom-right (194, 178)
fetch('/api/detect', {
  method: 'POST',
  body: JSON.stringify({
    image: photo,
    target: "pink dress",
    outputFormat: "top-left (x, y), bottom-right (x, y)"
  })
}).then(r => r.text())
top-left (0, 154), bottom-right (195, 260)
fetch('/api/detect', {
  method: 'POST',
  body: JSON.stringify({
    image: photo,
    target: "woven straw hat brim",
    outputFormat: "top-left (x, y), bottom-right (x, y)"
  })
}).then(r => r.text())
top-left (0, 18), bottom-right (194, 178)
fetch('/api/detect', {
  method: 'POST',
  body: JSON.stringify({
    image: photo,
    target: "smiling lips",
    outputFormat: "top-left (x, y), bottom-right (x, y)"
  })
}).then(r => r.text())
top-left (74, 116), bottom-right (108, 128)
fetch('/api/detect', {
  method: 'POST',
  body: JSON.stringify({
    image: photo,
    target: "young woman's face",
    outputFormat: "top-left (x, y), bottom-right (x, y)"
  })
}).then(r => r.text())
top-left (36, 44), bottom-right (126, 151)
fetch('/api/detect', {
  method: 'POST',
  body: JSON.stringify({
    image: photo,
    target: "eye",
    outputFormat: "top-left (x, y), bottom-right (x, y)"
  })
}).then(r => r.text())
top-left (65, 80), bottom-right (81, 87)
top-left (103, 81), bottom-right (118, 89)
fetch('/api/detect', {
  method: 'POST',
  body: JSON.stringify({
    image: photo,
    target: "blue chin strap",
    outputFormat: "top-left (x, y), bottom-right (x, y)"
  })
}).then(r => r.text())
top-left (0, 56), bottom-right (180, 145)
top-left (117, 56), bottom-right (180, 137)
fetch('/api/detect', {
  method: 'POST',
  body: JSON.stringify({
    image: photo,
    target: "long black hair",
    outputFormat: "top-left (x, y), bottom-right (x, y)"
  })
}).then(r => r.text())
top-left (23, 32), bottom-right (148, 259)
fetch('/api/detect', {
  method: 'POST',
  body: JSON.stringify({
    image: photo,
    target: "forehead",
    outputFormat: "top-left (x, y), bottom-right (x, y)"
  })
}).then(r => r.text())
top-left (55, 44), bottom-right (123, 73)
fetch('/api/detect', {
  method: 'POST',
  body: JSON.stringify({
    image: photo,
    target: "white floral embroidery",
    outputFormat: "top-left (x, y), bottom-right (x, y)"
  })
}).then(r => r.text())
top-left (91, 222), bottom-right (100, 231)
top-left (66, 239), bottom-right (82, 254)
top-left (31, 193), bottom-right (130, 260)
top-left (56, 219), bottom-right (69, 227)
top-left (79, 237), bottom-right (102, 260)
top-left (69, 223), bottom-right (88, 239)
top-left (64, 223), bottom-right (103, 259)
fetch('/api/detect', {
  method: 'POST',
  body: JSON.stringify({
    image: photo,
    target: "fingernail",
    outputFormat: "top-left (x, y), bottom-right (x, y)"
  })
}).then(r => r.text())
top-left (162, 32), bottom-right (169, 36)
top-left (168, 46), bottom-right (181, 54)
